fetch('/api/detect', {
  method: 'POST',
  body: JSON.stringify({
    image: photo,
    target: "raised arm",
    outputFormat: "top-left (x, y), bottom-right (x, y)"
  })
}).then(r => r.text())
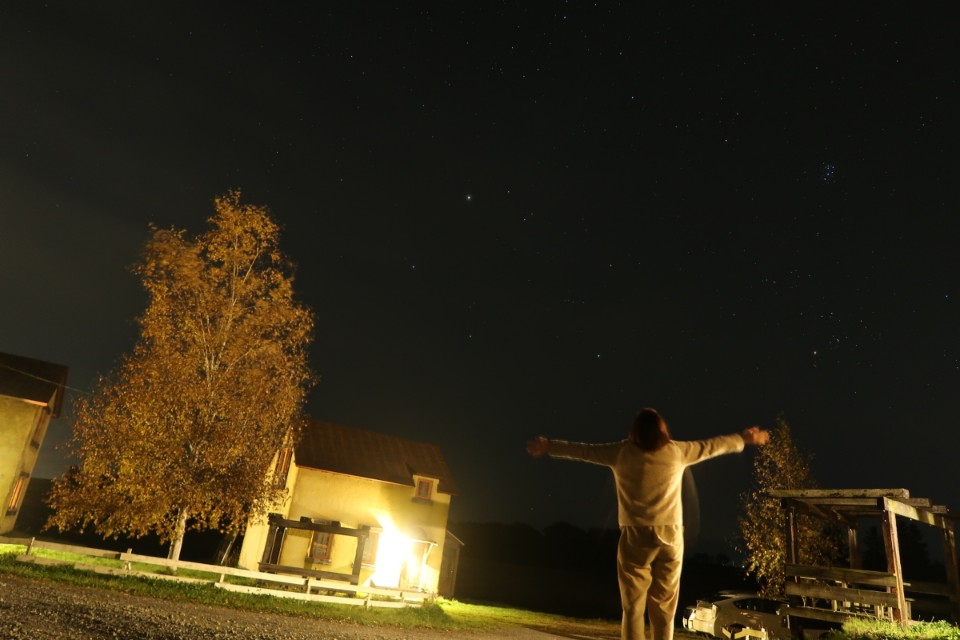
top-left (526, 437), bottom-right (621, 466)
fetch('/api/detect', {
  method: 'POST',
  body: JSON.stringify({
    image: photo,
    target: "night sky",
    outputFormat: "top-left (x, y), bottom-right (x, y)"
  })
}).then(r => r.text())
top-left (3, 3), bottom-right (958, 555)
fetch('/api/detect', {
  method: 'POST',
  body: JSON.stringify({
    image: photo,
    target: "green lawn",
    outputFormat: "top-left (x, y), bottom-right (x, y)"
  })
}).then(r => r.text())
top-left (0, 546), bottom-right (620, 634)
top-left (5, 545), bottom-right (958, 639)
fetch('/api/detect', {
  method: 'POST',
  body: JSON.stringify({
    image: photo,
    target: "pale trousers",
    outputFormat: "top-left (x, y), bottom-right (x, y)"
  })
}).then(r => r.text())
top-left (617, 525), bottom-right (684, 640)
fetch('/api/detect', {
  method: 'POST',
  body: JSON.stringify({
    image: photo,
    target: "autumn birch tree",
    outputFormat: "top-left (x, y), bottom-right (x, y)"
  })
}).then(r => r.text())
top-left (738, 416), bottom-right (840, 597)
top-left (47, 191), bottom-right (314, 561)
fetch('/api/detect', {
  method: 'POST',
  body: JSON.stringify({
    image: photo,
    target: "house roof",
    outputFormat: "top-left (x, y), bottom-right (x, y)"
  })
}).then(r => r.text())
top-left (296, 420), bottom-right (458, 495)
top-left (0, 351), bottom-right (70, 417)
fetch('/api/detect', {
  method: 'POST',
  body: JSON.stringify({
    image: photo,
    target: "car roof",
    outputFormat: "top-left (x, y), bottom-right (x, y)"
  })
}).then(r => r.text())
top-left (715, 591), bottom-right (786, 603)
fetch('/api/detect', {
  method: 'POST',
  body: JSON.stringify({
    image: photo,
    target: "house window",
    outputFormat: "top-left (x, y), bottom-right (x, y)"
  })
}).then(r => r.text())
top-left (6, 473), bottom-right (29, 515)
top-left (273, 447), bottom-right (293, 487)
top-left (414, 478), bottom-right (434, 502)
top-left (362, 528), bottom-right (381, 565)
top-left (310, 531), bottom-right (334, 564)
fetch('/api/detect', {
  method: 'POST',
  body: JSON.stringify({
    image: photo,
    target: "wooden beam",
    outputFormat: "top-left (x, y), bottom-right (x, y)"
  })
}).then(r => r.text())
top-left (261, 524), bottom-right (280, 565)
top-left (350, 531), bottom-right (366, 585)
top-left (786, 581), bottom-right (903, 608)
top-left (883, 498), bottom-right (947, 528)
top-left (769, 489), bottom-right (910, 499)
top-left (790, 498), bottom-right (884, 508)
top-left (942, 520), bottom-right (960, 623)
top-left (258, 562), bottom-right (361, 585)
top-left (782, 606), bottom-right (880, 625)
top-left (784, 504), bottom-right (798, 566)
top-left (881, 508), bottom-right (908, 624)
top-left (267, 513), bottom-right (370, 538)
top-left (782, 497), bottom-right (856, 526)
top-left (785, 564), bottom-right (899, 587)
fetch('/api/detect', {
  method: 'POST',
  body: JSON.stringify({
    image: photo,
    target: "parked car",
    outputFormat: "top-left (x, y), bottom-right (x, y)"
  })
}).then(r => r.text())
top-left (683, 591), bottom-right (790, 640)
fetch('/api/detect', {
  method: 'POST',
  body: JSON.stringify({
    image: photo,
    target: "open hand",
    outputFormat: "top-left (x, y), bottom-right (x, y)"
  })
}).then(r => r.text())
top-left (741, 426), bottom-right (771, 446)
top-left (526, 436), bottom-right (549, 457)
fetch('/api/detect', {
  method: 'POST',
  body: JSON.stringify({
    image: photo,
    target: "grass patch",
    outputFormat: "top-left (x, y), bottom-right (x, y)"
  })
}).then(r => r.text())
top-left (436, 600), bottom-right (620, 636)
top-left (9, 546), bottom-right (957, 639)
top-left (2, 550), bottom-right (607, 632)
top-left (0, 543), bottom-right (266, 586)
top-left (840, 619), bottom-right (960, 640)
top-left (0, 551), bottom-right (456, 628)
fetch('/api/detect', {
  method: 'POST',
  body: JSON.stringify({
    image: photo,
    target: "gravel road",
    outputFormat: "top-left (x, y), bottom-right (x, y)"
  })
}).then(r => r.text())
top-left (0, 574), bottom-right (571, 640)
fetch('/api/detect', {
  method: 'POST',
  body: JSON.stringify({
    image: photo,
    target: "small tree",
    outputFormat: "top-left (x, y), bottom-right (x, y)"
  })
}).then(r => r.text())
top-left (47, 191), bottom-right (314, 561)
top-left (738, 416), bottom-right (839, 597)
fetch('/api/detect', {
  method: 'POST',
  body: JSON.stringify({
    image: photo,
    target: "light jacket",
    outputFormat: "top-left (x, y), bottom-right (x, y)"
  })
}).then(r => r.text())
top-left (547, 434), bottom-right (745, 527)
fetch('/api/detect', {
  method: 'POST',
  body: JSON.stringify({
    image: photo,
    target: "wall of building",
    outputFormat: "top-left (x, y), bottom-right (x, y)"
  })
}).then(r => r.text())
top-left (238, 454), bottom-right (300, 569)
top-left (239, 463), bottom-right (451, 593)
top-left (0, 396), bottom-right (47, 534)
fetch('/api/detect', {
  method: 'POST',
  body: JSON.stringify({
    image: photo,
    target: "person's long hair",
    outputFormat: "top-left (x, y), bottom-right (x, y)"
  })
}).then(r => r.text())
top-left (630, 408), bottom-right (671, 451)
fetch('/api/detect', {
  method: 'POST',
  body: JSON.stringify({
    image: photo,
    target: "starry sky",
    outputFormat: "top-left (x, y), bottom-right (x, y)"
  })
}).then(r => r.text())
top-left (3, 3), bottom-right (958, 555)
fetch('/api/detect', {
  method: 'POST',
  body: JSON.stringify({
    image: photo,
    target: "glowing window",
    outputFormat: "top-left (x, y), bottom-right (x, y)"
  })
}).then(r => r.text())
top-left (414, 478), bottom-right (434, 501)
top-left (273, 448), bottom-right (293, 487)
top-left (362, 528), bottom-right (381, 565)
top-left (310, 531), bottom-right (334, 563)
top-left (6, 473), bottom-right (28, 515)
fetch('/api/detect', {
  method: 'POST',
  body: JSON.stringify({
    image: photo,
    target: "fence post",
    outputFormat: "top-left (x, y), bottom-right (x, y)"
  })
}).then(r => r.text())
top-left (26, 537), bottom-right (35, 556)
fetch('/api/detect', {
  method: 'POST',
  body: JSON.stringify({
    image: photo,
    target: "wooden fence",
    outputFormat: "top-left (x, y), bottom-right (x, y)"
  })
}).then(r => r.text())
top-left (0, 535), bottom-right (427, 608)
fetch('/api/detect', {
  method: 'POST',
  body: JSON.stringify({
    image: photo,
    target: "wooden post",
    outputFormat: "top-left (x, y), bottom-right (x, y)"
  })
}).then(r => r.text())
top-left (784, 502), bottom-right (798, 565)
top-left (261, 525), bottom-right (278, 565)
top-left (941, 519), bottom-right (960, 624)
top-left (351, 527), bottom-right (368, 585)
top-left (783, 500), bottom-right (799, 604)
top-left (881, 507), bottom-right (908, 624)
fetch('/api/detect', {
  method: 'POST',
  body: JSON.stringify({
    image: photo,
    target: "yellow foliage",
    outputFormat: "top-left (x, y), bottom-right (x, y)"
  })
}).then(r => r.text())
top-left (46, 191), bottom-right (315, 558)
top-left (737, 416), bottom-right (841, 597)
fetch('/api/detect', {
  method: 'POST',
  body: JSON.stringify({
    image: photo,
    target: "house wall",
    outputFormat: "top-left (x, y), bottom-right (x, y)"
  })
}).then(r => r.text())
top-left (239, 465), bottom-right (452, 593)
top-left (0, 395), bottom-right (50, 534)
top-left (238, 454), bottom-right (300, 568)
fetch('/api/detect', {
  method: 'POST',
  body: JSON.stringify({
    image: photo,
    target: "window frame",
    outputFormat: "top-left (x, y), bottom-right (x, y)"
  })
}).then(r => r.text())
top-left (361, 527), bottom-right (382, 566)
top-left (413, 478), bottom-right (434, 503)
top-left (6, 473), bottom-right (29, 515)
top-left (309, 530), bottom-right (334, 564)
top-left (273, 447), bottom-right (293, 488)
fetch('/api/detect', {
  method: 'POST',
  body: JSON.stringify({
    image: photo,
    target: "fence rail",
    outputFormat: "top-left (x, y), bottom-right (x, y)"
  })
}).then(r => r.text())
top-left (0, 536), bottom-right (426, 608)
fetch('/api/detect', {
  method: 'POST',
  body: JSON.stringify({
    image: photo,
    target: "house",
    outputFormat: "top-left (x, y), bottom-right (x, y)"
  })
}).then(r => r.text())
top-left (0, 351), bottom-right (69, 535)
top-left (238, 419), bottom-right (461, 596)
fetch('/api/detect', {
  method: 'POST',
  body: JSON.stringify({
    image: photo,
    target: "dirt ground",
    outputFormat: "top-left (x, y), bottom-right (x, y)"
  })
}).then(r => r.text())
top-left (0, 572), bottom-right (617, 640)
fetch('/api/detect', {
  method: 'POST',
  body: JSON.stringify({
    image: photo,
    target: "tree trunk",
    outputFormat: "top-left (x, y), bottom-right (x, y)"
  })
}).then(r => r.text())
top-left (218, 532), bottom-right (238, 566)
top-left (167, 507), bottom-right (189, 567)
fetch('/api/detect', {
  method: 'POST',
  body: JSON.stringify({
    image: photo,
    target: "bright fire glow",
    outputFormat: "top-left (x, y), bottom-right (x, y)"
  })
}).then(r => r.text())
top-left (372, 526), bottom-right (413, 588)
top-left (369, 512), bottom-right (419, 588)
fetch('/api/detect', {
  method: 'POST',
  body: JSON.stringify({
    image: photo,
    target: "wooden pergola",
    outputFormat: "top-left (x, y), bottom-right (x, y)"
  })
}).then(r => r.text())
top-left (259, 513), bottom-right (371, 585)
top-left (769, 489), bottom-right (960, 626)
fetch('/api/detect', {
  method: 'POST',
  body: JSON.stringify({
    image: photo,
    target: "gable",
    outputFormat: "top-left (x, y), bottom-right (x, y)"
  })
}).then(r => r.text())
top-left (295, 419), bottom-right (458, 495)
top-left (0, 352), bottom-right (69, 417)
